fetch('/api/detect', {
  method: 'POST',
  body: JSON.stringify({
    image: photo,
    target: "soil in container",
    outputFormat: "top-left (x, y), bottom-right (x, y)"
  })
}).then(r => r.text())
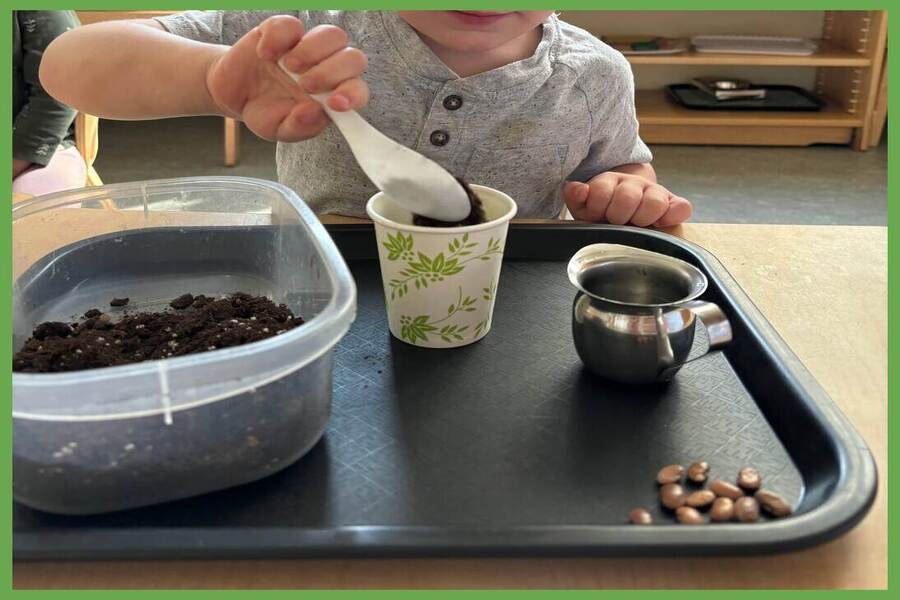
top-left (13, 293), bottom-right (304, 373)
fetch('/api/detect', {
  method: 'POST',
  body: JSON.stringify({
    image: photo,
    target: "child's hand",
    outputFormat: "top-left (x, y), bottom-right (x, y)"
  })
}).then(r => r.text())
top-left (206, 15), bottom-right (369, 142)
top-left (563, 172), bottom-right (692, 228)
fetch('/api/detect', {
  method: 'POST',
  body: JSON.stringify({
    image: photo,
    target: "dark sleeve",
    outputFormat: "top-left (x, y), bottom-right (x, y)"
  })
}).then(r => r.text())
top-left (13, 11), bottom-right (80, 166)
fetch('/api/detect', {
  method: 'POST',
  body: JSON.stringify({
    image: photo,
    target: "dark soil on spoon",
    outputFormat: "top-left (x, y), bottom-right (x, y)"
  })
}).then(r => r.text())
top-left (13, 293), bottom-right (304, 373)
top-left (412, 177), bottom-right (487, 227)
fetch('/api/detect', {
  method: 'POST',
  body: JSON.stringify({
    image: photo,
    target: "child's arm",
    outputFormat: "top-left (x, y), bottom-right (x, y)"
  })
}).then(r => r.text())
top-left (14, 11), bottom-right (80, 177)
top-left (563, 163), bottom-right (693, 228)
top-left (563, 49), bottom-right (692, 228)
top-left (40, 15), bottom-right (368, 142)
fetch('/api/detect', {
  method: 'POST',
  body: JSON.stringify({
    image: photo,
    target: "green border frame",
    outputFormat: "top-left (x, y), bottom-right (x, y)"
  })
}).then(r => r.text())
top-left (2, 1), bottom-right (893, 593)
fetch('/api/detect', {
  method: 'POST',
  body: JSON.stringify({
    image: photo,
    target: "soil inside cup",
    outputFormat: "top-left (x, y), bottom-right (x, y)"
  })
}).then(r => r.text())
top-left (412, 177), bottom-right (487, 227)
top-left (12, 293), bottom-right (304, 373)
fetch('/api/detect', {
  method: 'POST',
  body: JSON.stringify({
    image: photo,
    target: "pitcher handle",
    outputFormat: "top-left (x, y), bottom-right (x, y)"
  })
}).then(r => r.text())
top-left (656, 300), bottom-right (732, 382)
top-left (680, 300), bottom-right (733, 353)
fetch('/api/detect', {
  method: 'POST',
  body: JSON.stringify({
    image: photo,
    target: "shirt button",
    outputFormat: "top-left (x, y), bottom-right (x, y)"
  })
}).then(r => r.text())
top-left (430, 130), bottom-right (449, 146)
top-left (443, 95), bottom-right (463, 110)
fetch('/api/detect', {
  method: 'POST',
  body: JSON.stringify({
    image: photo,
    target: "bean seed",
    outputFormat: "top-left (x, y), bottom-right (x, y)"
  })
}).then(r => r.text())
top-left (628, 508), bottom-right (653, 525)
top-left (737, 467), bottom-right (762, 491)
top-left (659, 483), bottom-right (687, 510)
top-left (687, 461), bottom-right (710, 483)
top-left (709, 479), bottom-right (744, 500)
top-left (676, 506), bottom-right (704, 524)
top-left (756, 489), bottom-right (792, 518)
top-left (710, 497), bottom-right (735, 522)
top-left (656, 464), bottom-right (684, 485)
top-left (686, 489), bottom-right (716, 509)
top-left (734, 496), bottom-right (760, 522)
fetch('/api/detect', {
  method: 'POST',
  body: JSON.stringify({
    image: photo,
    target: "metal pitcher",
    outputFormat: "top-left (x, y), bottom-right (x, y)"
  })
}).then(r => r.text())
top-left (567, 244), bottom-right (733, 384)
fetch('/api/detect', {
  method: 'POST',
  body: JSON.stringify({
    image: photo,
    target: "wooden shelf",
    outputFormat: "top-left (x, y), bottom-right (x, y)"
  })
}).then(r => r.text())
top-left (625, 40), bottom-right (871, 67)
top-left (636, 89), bottom-right (863, 127)
top-left (635, 89), bottom-right (864, 146)
top-left (76, 11), bottom-right (175, 25)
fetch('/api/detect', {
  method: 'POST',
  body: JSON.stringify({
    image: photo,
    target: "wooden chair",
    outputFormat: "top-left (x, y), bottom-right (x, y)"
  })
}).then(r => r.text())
top-left (74, 112), bottom-right (102, 186)
top-left (224, 117), bottom-right (241, 166)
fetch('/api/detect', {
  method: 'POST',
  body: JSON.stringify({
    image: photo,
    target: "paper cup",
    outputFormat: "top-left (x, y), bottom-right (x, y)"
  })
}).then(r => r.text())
top-left (366, 185), bottom-right (517, 348)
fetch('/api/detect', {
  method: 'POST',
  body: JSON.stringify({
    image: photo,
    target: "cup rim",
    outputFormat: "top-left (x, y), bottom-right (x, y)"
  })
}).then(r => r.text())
top-left (365, 184), bottom-right (517, 234)
top-left (567, 243), bottom-right (708, 309)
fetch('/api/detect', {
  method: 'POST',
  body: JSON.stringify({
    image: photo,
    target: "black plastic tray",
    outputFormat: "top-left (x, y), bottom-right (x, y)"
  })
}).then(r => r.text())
top-left (666, 84), bottom-right (825, 111)
top-left (13, 224), bottom-right (876, 559)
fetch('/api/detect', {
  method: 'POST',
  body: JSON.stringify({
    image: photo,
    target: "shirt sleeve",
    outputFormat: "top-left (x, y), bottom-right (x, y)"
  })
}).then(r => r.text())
top-left (567, 54), bottom-right (653, 183)
top-left (13, 11), bottom-right (80, 166)
top-left (154, 10), bottom-right (306, 45)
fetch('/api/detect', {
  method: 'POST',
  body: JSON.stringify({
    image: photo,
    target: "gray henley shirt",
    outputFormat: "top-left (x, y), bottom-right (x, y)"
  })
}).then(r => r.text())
top-left (157, 10), bottom-right (652, 218)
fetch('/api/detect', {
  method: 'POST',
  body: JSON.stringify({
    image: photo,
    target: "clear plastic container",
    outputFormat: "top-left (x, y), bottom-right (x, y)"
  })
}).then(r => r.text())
top-left (12, 177), bottom-right (356, 514)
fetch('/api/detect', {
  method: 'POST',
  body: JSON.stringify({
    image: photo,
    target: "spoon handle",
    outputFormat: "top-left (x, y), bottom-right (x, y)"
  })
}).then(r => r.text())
top-left (274, 59), bottom-right (373, 148)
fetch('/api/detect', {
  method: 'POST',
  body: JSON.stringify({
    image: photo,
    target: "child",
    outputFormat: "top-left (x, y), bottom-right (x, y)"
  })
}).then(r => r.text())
top-left (41, 10), bottom-right (692, 226)
top-left (14, 10), bottom-right (86, 197)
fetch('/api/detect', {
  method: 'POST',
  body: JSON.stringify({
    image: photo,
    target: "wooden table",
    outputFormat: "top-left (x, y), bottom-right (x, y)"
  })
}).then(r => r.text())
top-left (12, 213), bottom-right (887, 589)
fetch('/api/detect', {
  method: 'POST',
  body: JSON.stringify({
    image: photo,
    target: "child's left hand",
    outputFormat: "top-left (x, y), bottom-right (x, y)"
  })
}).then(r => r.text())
top-left (563, 172), bottom-right (692, 228)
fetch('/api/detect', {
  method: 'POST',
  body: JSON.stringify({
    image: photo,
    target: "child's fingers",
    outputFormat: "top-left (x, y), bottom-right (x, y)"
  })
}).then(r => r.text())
top-left (327, 78), bottom-right (370, 111)
top-left (256, 16), bottom-right (305, 62)
top-left (241, 96), bottom-right (303, 140)
top-left (300, 47), bottom-right (368, 94)
top-left (654, 196), bottom-right (693, 228)
top-left (282, 25), bottom-right (349, 73)
top-left (629, 184), bottom-right (669, 227)
top-left (275, 100), bottom-right (329, 141)
top-left (563, 181), bottom-right (589, 216)
top-left (582, 174), bottom-right (616, 221)
top-left (604, 180), bottom-right (643, 225)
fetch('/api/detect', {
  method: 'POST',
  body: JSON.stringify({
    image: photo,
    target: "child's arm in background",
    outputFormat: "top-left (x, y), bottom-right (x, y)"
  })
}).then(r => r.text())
top-left (563, 162), bottom-right (693, 228)
top-left (561, 49), bottom-right (692, 228)
top-left (14, 11), bottom-right (80, 178)
top-left (40, 15), bottom-right (368, 142)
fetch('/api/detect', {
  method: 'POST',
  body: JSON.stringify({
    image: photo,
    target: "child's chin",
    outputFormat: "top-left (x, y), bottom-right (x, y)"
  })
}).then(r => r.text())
top-left (442, 31), bottom-right (512, 52)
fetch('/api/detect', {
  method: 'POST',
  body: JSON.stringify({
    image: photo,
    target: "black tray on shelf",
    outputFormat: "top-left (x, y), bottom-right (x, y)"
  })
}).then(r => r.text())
top-left (13, 223), bottom-right (876, 559)
top-left (666, 84), bottom-right (825, 111)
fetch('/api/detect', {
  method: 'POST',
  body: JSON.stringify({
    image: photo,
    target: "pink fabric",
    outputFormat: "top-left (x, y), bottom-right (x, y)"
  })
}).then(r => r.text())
top-left (12, 145), bottom-right (87, 197)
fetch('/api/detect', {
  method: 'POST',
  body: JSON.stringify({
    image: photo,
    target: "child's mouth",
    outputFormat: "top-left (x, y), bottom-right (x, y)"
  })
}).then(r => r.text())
top-left (448, 11), bottom-right (512, 26)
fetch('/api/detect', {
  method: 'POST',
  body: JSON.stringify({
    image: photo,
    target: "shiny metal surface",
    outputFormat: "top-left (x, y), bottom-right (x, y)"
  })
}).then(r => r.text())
top-left (568, 244), bottom-right (733, 384)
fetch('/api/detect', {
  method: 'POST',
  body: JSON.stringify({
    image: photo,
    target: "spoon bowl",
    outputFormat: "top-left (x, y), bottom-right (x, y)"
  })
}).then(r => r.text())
top-left (273, 60), bottom-right (471, 222)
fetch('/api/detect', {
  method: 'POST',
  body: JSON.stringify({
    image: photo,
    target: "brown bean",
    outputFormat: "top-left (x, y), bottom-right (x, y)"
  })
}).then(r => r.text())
top-left (629, 508), bottom-right (653, 525)
top-left (734, 496), bottom-right (760, 522)
top-left (756, 489), bottom-right (792, 518)
top-left (709, 479), bottom-right (744, 500)
top-left (686, 489), bottom-right (716, 509)
top-left (660, 483), bottom-right (687, 510)
top-left (687, 461), bottom-right (710, 483)
top-left (710, 497), bottom-right (735, 522)
top-left (737, 467), bottom-right (762, 491)
top-left (656, 464), bottom-right (684, 485)
top-left (676, 506), bottom-right (704, 524)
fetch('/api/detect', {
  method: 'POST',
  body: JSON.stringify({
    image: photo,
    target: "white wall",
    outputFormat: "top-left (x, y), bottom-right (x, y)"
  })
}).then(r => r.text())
top-left (558, 11), bottom-right (826, 90)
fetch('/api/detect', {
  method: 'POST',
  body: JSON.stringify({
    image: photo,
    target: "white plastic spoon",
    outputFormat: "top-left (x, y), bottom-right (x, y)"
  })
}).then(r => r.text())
top-left (272, 59), bottom-right (471, 222)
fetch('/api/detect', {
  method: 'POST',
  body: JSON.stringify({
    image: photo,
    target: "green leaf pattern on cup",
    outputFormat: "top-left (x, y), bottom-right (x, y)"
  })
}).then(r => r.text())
top-left (382, 232), bottom-right (415, 261)
top-left (399, 286), bottom-right (491, 344)
top-left (385, 232), bottom-right (503, 300)
top-left (473, 318), bottom-right (490, 339)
